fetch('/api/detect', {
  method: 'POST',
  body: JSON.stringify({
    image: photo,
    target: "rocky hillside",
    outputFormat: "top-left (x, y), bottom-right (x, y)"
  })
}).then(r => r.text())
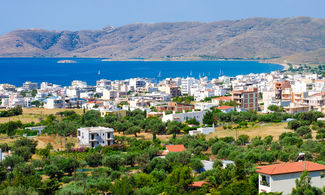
top-left (1, 17), bottom-right (325, 64)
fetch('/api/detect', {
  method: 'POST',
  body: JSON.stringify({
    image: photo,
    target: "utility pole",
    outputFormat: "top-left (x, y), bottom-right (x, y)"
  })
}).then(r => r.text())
top-left (73, 154), bottom-right (76, 179)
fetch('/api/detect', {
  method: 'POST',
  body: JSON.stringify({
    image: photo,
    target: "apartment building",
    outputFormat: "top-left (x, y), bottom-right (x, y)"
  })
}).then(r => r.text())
top-left (273, 80), bottom-right (291, 99)
top-left (156, 102), bottom-right (194, 112)
top-left (77, 127), bottom-right (114, 148)
top-left (231, 88), bottom-right (258, 111)
top-left (23, 81), bottom-right (38, 91)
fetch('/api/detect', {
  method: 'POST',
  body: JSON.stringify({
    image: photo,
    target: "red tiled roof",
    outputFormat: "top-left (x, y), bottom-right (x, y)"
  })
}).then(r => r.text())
top-left (166, 145), bottom-right (186, 152)
top-left (189, 181), bottom-right (209, 188)
top-left (216, 106), bottom-right (234, 110)
top-left (88, 101), bottom-right (103, 104)
top-left (310, 92), bottom-right (325, 97)
top-left (213, 96), bottom-right (232, 100)
top-left (256, 161), bottom-right (325, 175)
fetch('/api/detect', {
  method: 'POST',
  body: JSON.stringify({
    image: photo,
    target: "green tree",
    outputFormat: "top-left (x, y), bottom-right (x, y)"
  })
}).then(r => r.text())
top-left (85, 152), bottom-right (102, 167)
top-left (267, 105), bottom-right (283, 112)
top-left (296, 126), bottom-right (311, 137)
top-left (235, 159), bottom-right (246, 180)
top-left (190, 158), bottom-right (204, 173)
top-left (126, 125), bottom-right (141, 137)
top-left (31, 100), bottom-right (41, 108)
top-left (236, 134), bottom-right (250, 145)
top-left (292, 171), bottom-right (323, 195)
top-left (103, 154), bottom-right (125, 170)
top-left (166, 121), bottom-right (184, 134)
top-left (2, 155), bottom-right (24, 171)
top-left (287, 120), bottom-right (301, 130)
top-left (111, 176), bottom-right (133, 195)
top-left (203, 111), bottom-right (214, 125)
top-left (148, 157), bottom-right (171, 173)
top-left (167, 166), bottom-right (194, 192)
top-left (213, 159), bottom-right (223, 169)
top-left (134, 173), bottom-right (155, 188)
top-left (43, 164), bottom-right (64, 179)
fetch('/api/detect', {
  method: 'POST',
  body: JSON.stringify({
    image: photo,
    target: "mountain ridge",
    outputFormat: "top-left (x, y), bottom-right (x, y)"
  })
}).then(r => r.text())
top-left (1, 17), bottom-right (325, 64)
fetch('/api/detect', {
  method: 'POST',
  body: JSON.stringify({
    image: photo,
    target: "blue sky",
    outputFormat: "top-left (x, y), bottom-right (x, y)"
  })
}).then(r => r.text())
top-left (0, 0), bottom-right (324, 35)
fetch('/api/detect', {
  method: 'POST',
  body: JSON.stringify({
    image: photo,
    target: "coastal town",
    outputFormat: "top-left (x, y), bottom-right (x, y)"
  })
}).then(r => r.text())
top-left (0, 66), bottom-right (325, 194)
top-left (1, 0), bottom-right (325, 194)
top-left (1, 66), bottom-right (325, 116)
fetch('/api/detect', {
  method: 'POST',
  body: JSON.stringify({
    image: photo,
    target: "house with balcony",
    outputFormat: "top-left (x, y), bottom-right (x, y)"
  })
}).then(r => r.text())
top-left (77, 127), bottom-right (114, 148)
top-left (256, 161), bottom-right (325, 194)
top-left (231, 88), bottom-right (258, 111)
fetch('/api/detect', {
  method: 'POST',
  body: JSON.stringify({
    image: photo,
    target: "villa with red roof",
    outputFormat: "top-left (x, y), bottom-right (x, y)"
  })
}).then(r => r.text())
top-left (215, 105), bottom-right (234, 113)
top-left (212, 96), bottom-right (232, 104)
top-left (161, 145), bottom-right (186, 155)
top-left (256, 161), bottom-right (325, 194)
top-left (189, 181), bottom-right (209, 188)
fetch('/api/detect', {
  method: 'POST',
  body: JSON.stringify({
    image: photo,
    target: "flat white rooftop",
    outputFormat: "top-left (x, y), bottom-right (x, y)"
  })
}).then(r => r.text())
top-left (78, 126), bottom-right (114, 132)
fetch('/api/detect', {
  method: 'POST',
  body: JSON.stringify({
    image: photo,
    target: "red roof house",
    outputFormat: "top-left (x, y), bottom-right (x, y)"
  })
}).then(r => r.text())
top-left (256, 161), bottom-right (325, 175)
top-left (215, 106), bottom-right (234, 113)
top-left (256, 161), bottom-right (325, 194)
top-left (189, 181), bottom-right (209, 188)
top-left (161, 145), bottom-right (186, 155)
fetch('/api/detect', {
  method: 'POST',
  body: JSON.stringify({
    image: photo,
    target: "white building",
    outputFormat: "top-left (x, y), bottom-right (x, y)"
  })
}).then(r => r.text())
top-left (77, 126), bottom-right (114, 148)
top-left (181, 77), bottom-right (195, 95)
top-left (72, 80), bottom-right (87, 88)
top-left (189, 126), bottom-right (215, 136)
top-left (44, 97), bottom-right (65, 109)
top-left (66, 87), bottom-right (81, 98)
top-left (23, 81), bottom-right (38, 91)
top-left (162, 110), bottom-right (206, 124)
top-left (256, 161), bottom-right (325, 195)
top-left (97, 79), bottom-right (111, 88)
top-left (8, 94), bottom-right (25, 108)
top-left (102, 89), bottom-right (118, 100)
top-left (129, 78), bottom-right (146, 91)
top-left (194, 102), bottom-right (219, 111)
top-left (0, 149), bottom-right (12, 161)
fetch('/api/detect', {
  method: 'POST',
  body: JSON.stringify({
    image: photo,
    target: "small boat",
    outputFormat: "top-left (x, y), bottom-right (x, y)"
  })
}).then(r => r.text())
top-left (98, 70), bottom-right (101, 75)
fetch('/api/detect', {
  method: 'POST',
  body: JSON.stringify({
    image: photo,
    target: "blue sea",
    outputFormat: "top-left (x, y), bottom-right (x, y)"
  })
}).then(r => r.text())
top-left (0, 58), bottom-right (282, 86)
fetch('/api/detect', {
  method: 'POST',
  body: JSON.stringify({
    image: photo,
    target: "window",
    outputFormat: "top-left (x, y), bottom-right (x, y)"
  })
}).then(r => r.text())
top-left (321, 171), bottom-right (325, 179)
top-left (260, 175), bottom-right (270, 187)
top-left (78, 131), bottom-right (80, 136)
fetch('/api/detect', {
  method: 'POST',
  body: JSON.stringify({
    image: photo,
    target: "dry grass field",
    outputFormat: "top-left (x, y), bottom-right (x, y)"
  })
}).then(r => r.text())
top-left (0, 135), bottom-right (78, 150)
top-left (115, 122), bottom-right (296, 142)
top-left (0, 108), bottom-right (83, 124)
top-left (206, 122), bottom-right (294, 140)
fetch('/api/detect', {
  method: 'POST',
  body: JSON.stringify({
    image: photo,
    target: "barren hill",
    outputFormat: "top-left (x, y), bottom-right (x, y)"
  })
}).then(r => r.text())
top-left (1, 17), bottom-right (325, 64)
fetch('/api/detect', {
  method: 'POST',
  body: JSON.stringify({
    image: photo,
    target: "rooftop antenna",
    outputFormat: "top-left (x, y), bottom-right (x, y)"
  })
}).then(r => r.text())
top-left (295, 153), bottom-right (305, 162)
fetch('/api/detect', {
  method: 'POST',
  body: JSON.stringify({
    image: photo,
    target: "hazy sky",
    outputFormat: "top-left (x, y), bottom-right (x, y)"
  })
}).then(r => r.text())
top-left (1, 0), bottom-right (324, 35)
